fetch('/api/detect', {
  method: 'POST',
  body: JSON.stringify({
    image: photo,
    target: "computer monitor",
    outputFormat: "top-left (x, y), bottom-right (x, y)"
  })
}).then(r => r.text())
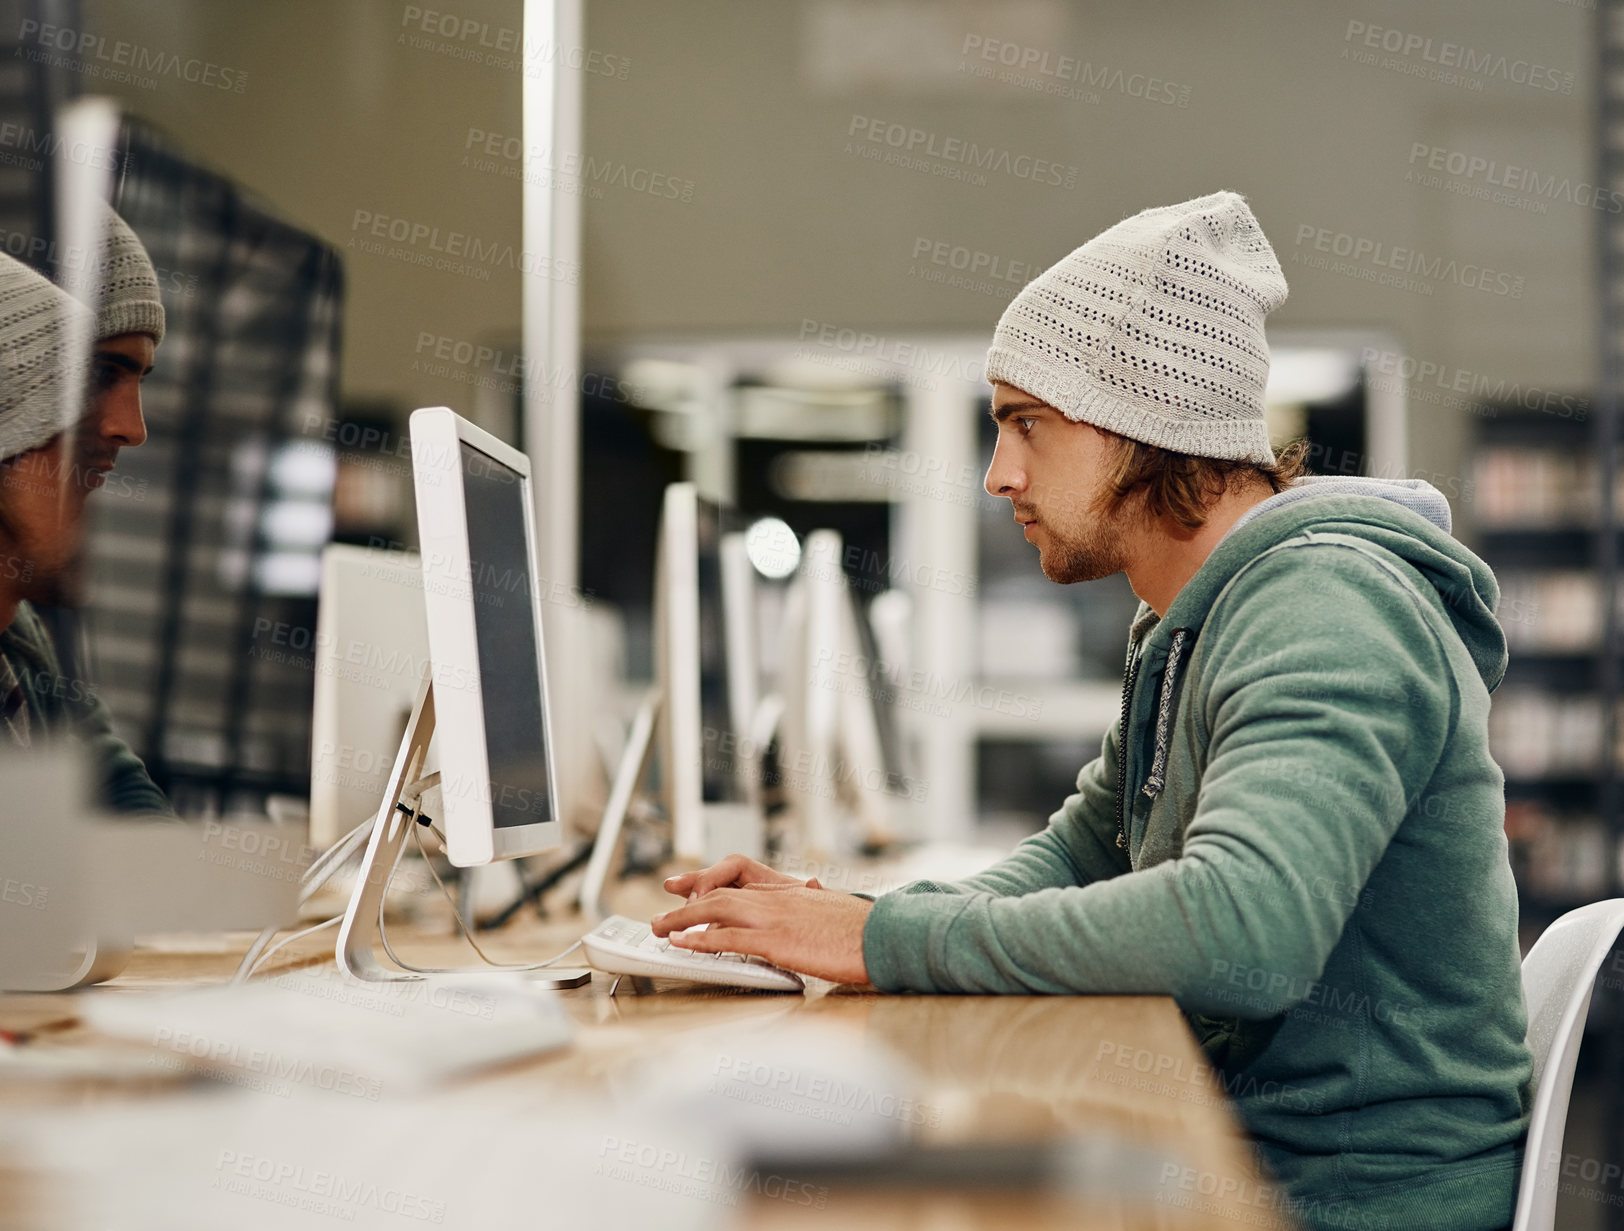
top-left (409, 406), bottom-right (562, 866)
top-left (654, 483), bottom-right (760, 861)
top-left (773, 529), bottom-right (904, 857)
top-left (336, 408), bottom-right (572, 981)
top-left (308, 544), bottom-right (430, 851)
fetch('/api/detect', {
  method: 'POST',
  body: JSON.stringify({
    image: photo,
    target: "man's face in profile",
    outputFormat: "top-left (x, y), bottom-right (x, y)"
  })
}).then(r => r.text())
top-left (0, 332), bottom-right (153, 599)
top-left (983, 381), bottom-right (1137, 585)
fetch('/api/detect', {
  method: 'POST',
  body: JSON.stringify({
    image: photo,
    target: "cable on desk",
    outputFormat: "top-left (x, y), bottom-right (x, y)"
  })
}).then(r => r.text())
top-left (231, 813), bottom-right (375, 983)
top-left (238, 914), bottom-right (343, 982)
top-left (364, 803), bottom-right (587, 976)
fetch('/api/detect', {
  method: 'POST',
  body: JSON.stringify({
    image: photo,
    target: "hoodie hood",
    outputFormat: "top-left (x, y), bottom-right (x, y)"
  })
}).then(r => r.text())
top-left (1159, 477), bottom-right (1505, 693)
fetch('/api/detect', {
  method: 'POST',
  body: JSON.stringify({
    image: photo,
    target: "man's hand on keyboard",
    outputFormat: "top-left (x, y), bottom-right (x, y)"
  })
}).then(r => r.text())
top-left (650, 884), bottom-right (872, 985)
top-left (662, 854), bottom-right (822, 901)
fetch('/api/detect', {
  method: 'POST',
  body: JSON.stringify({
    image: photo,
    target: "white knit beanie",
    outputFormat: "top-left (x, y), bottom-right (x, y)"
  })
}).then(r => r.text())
top-left (0, 208), bottom-right (166, 462)
top-left (985, 190), bottom-right (1287, 465)
top-left (93, 206), bottom-right (165, 345)
top-left (0, 253), bottom-right (95, 462)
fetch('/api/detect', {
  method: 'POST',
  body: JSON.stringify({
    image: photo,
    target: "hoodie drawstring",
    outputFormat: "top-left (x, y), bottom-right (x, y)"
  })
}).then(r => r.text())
top-left (1141, 628), bottom-right (1190, 800)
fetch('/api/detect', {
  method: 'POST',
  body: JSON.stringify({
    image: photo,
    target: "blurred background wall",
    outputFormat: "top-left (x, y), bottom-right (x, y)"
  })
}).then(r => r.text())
top-left (78, 0), bottom-right (1593, 514)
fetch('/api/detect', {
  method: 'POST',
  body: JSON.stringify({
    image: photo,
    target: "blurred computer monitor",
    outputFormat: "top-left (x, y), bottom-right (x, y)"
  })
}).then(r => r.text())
top-left (774, 529), bottom-right (905, 857)
top-left (654, 482), bottom-right (761, 861)
top-left (308, 544), bottom-right (430, 850)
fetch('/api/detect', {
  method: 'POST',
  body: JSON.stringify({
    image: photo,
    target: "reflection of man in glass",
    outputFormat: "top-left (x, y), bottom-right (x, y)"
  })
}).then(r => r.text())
top-left (0, 210), bottom-right (169, 813)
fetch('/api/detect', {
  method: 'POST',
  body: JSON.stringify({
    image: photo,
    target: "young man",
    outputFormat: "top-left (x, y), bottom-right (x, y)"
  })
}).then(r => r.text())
top-left (0, 208), bottom-right (169, 813)
top-left (655, 191), bottom-right (1531, 1229)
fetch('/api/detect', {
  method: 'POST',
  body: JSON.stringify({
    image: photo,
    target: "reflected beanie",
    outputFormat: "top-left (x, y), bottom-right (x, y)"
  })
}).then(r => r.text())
top-left (88, 205), bottom-right (165, 345)
top-left (0, 253), bottom-right (95, 461)
top-left (984, 190), bottom-right (1287, 465)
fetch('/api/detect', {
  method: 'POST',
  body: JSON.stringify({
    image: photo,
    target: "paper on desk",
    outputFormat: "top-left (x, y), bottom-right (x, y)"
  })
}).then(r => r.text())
top-left (4, 1087), bottom-right (741, 1231)
top-left (80, 969), bottom-right (573, 1098)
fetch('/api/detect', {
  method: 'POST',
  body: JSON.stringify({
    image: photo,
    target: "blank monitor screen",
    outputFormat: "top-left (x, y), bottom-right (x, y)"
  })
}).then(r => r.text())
top-left (460, 441), bottom-right (553, 829)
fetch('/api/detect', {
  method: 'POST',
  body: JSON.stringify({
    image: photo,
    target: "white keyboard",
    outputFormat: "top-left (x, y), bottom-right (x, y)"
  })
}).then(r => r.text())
top-left (581, 916), bottom-right (805, 992)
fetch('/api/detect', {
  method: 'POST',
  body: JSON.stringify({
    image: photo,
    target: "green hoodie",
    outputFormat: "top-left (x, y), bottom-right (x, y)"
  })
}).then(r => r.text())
top-left (862, 480), bottom-right (1531, 1231)
top-left (0, 600), bottom-right (171, 815)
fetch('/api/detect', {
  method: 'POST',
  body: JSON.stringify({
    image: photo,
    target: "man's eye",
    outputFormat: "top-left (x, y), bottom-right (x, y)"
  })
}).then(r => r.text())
top-left (1016, 416), bottom-right (1036, 433)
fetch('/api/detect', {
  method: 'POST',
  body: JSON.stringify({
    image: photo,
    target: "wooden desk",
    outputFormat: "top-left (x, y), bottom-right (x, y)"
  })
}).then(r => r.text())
top-left (0, 885), bottom-right (1291, 1230)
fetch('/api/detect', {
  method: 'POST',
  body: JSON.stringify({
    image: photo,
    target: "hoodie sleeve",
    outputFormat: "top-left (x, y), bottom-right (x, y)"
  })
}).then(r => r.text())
top-left (861, 542), bottom-right (1453, 1007)
top-left (882, 726), bottom-right (1133, 903)
top-left (8, 605), bottom-right (173, 817)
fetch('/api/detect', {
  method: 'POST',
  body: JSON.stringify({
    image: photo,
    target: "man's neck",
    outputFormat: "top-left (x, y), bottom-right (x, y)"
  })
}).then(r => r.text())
top-left (1125, 482), bottom-right (1278, 617)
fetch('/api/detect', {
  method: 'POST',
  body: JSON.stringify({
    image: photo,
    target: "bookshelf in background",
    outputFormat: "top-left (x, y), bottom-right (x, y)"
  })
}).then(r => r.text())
top-left (1470, 404), bottom-right (1624, 919)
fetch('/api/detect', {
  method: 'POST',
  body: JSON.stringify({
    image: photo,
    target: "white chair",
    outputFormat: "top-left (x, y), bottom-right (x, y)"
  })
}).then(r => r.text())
top-left (1512, 898), bottom-right (1624, 1231)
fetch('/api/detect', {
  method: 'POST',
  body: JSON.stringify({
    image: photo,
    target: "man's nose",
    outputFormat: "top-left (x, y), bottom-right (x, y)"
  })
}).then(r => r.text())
top-left (984, 436), bottom-right (1023, 498)
top-left (97, 386), bottom-right (148, 449)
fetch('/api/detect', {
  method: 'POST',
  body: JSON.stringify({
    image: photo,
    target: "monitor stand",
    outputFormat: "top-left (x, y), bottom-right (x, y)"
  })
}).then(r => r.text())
top-left (335, 675), bottom-right (589, 988)
top-left (578, 687), bottom-right (660, 922)
top-left (578, 689), bottom-right (773, 922)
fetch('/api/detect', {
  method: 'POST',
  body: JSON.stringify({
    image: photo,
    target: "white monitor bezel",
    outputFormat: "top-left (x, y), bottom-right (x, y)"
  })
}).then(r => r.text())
top-left (409, 406), bottom-right (562, 866)
top-left (655, 482), bottom-right (704, 858)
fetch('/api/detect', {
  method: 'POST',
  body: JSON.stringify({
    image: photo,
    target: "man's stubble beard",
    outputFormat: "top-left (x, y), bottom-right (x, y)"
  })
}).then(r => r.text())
top-left (1037, 489), bottom-right (1137, 585)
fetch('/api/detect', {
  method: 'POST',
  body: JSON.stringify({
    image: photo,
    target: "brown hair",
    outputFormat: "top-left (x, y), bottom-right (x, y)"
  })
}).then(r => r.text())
top-left (1100, 433), bottom-right (1310, 532)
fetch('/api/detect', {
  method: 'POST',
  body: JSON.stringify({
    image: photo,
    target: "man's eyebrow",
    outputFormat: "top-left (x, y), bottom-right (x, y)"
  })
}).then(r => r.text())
top-left (990, 399), bottom-right (1050, 422)
top-left (96, 352), bottom-right (153, 376)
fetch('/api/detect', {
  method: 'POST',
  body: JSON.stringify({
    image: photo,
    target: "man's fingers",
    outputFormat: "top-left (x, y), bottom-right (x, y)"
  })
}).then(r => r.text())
top-left (664, 854), bottom-right (752, 899)
top-left (651, 889), bottom-right (760, 935)
top-left (667, 925), bottom-right (769, 960)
